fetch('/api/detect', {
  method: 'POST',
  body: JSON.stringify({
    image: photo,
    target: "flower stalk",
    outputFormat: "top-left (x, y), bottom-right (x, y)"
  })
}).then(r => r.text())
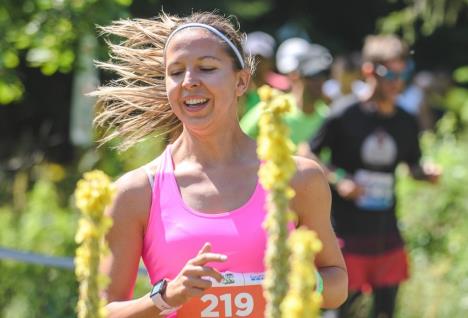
top-left (74, 170), bottom-right (115, 318)
top-left (281, 227), bottom-right (323, 318)
top-left (257, 85), bottom-right (296, 318)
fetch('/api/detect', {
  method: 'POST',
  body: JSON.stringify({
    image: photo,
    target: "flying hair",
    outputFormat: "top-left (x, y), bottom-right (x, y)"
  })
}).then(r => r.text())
top-left (91, 11), bottom-right (253, 151)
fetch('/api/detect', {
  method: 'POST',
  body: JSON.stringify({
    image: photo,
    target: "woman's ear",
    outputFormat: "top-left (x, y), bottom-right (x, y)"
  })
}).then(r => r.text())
top-left (236, 69), bottom-right (251, 97)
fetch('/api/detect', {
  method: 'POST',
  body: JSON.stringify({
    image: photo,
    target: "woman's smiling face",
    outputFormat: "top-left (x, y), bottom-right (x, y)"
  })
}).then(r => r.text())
top-left (165, 28), bottom-right (249, 134)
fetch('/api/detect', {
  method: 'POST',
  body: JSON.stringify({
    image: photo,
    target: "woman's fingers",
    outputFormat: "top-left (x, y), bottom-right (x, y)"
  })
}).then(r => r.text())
top-left (170, 273), bottom-right (216, 302)
top-left (195, 242), bottom-right (227, 264)
top-left (197, 242), bottom-right (212, 255)
top-left (165, 243), bottom-right (228, 306)
top-left (191, 252), bottom-right (228, 266)
top-left (184, 265), bottom-right (224, 282)
top-left (184, 276), bottom-right (213, 290)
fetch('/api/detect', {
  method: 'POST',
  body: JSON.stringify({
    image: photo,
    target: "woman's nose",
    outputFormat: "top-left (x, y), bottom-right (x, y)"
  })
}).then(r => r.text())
top-left (182, 70), bottom-right (200, 89)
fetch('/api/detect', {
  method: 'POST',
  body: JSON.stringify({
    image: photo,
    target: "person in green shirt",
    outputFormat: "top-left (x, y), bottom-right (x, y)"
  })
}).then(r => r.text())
top-left (241, 37), bottom-right (333, 146)
top-left (241, 93), bottom-right (329, 145)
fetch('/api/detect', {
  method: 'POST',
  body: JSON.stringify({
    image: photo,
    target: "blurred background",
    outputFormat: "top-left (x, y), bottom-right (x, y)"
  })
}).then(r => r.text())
top-left (1, 0), bottom-right (468, 317)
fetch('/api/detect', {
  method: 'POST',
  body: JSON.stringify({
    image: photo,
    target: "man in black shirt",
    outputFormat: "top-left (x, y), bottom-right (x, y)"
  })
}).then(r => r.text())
top-left (309, 35), bottom-right (440, 318)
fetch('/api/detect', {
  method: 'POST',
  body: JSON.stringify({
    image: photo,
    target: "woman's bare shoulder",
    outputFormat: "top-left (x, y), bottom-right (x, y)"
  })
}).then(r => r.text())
top-left (109, 157), bottom-right (162, 224)
top-left (114, 155), bottom-right (162, 198)
top-left (290, 156), bottom-right (332, 224)
top-left (291, 155), bottom-right (327, 190)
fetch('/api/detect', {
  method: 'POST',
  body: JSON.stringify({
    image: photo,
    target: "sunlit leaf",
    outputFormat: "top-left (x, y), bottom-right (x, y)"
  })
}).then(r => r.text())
top-left (58, 50), bottom-right (75, 71)
top-left (0, 81), bottom-right (24, 104)
top-left (37, 0), bottom-right (54, 10)
top-left (114, 0), bottom-right (133, 6)
top-left (2, 51), bottom-right (20, 68)
top-left (453, 66), bottom-right (468, 84)
top-left (445, 87), bottom-right (468, 112)
top-left (13, 33), bottom-right (32, 49)
top-left (41, 62), bottom-right (59, 75)
top-left (228, 0), bottom-right (272, 19)
top-left (26, 47), bottom-right (55, 65)
top-left (460, 100), bottom-right (468, 124)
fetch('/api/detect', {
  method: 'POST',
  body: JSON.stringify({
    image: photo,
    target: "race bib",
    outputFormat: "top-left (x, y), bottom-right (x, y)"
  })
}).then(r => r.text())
top-left (354, 169), bottom-right (394, 211)
top-left (177, 272), bottom-right (265, 318)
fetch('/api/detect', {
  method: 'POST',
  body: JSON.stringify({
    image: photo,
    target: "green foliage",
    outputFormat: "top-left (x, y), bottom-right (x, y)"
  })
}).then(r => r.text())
top-left (77, 133), bottom-right (166, 178)
top-left (0, 141), bottom-right (163, 316)
top-left (227, 0), bottom-right (273, 20)
top-left (453, 66), bottom-right (468, 84)
top-left (0, 76), bottom-right (24, 105)
top-left (378, 0), bottom-right (467, 43)
top-left (395, 84), bottom-right (468, 317)
top-left (377, 0), bottom-right (468, 304)
top-left (0, 179), bottom-right (78, 317)
top-left (0, 0), bottom-right (133, 105)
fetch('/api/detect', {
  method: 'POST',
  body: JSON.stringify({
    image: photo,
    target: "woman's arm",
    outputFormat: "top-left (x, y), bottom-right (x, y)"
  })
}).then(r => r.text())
top-left (100, 168), bottom-right (228, 317)
top-left (100, 168), bottom-right (160, 317)
top-left (291, 156), bottom-right (348, 308)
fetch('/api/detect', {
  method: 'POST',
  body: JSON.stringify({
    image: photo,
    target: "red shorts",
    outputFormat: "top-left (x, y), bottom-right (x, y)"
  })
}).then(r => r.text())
top-left (344, 248), bottom-right (409, 293)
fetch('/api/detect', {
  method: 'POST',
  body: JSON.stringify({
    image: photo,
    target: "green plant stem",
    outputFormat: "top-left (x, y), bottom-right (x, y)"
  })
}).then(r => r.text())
top-left (264, 189), bottom-right (290, 318)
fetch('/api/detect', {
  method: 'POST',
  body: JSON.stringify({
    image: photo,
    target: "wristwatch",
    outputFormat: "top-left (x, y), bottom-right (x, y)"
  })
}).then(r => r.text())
top-left (149, 279), bottom-right (181, 315)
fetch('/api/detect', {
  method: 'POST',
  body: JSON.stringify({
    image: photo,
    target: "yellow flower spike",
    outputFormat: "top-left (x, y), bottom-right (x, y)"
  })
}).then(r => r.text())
top-left (75, 170), bottom-right (115, 216)
top-left (258, 85), bottom-right (296, 318)
top-left (74, 170), bottom-right (115, 318)
top-left (281, 227), bottom-right (323, 318)
top-left (258, 85), bottom-right (274, 101)
top-left (258, 85), bottom-right (323, 318)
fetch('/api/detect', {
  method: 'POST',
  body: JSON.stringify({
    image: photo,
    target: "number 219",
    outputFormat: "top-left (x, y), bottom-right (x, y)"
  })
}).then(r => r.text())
top-left (201, 292), bottom-right (254, 317)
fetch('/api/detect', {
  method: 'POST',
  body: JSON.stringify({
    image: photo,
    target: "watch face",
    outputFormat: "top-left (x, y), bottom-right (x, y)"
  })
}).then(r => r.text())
top-left (150, 280), bottom-right (166, 297)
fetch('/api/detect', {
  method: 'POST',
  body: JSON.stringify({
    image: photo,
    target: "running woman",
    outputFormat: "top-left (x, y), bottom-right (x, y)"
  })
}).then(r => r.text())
top-left (93, 11), bottom-right (348, 317)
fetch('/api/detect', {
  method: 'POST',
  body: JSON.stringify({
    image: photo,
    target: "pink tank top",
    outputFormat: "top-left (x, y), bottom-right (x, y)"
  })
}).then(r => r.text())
top-left (142, 146), bottom-right (270, 285)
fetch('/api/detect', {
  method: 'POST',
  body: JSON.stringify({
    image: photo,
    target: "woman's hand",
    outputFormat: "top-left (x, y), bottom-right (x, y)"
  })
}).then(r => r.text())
top-left (164, 243), bottom-right (227, 307)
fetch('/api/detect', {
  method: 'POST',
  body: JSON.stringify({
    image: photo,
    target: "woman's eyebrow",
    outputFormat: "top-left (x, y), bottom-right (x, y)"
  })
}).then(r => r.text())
top-left (167, 56), bottom-right (221, 67)
top-left (166, 61), bottom-right (182, 68)
top-left (199, 56), bottom-right (222, 62)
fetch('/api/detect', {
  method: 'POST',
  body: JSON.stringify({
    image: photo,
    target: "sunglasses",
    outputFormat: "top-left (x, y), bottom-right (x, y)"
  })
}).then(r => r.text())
top-left (374, 64), bottom-right (412, 82)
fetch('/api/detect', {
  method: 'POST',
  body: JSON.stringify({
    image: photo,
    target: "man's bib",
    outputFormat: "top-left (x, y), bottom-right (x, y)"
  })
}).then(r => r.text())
top-left (355, 169), bottom-right (394, 211)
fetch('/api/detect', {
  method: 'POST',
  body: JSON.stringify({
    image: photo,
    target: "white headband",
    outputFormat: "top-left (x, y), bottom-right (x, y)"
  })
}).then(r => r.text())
top-left (164, 23), bottom-right (245, 69)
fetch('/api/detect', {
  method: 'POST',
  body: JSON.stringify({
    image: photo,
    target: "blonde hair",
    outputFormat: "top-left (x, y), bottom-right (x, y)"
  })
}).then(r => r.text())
top-left (362, 34), bottom-right (409, 64)
top-left (92, 11), bottom-right (253, 150)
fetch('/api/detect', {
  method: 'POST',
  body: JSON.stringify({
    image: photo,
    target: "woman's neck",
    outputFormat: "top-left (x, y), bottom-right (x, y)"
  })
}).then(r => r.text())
top-left (171, 126), bottom-right (255, 168)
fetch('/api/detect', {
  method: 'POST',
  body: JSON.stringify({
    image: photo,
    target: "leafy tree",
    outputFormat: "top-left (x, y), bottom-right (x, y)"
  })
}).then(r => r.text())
top-left (376, 1), bottom-right (468, 317)
top-left (0, 0), bottom-right (132, 105)
top-left (378, 0), bottom-right (468, 43)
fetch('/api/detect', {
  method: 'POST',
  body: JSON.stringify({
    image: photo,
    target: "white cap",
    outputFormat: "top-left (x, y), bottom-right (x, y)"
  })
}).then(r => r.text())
top-left (276, 38), bottom-right (332, 76)
top-left (276, 38), bottom-right (312, 74)
top-left (244, 31), bottom-right (276, 58)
